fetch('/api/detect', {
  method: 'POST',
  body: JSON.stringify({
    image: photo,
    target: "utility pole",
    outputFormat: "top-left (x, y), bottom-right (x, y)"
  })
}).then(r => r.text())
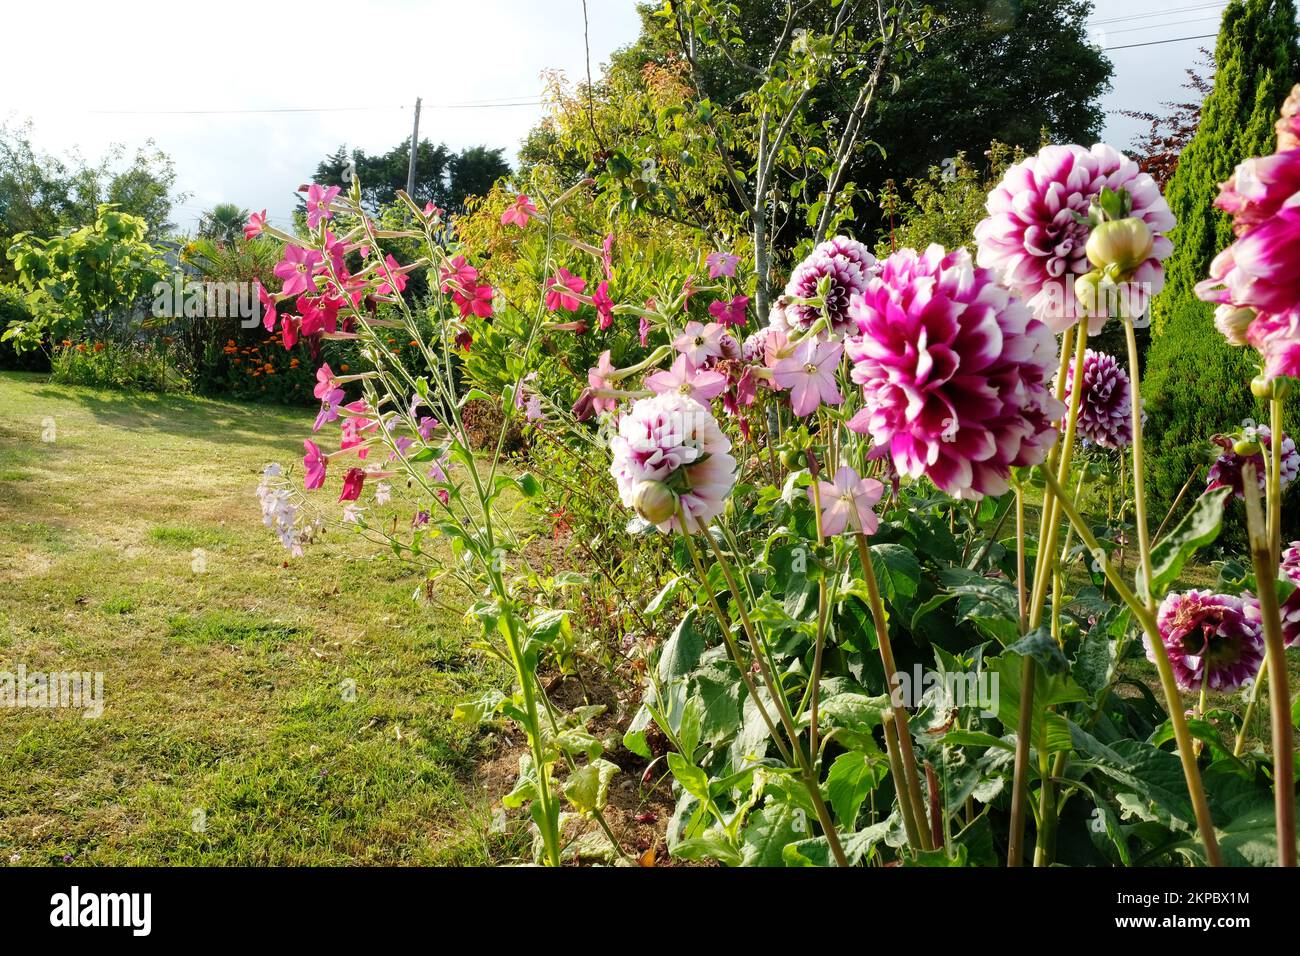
top-left (406, 96), bottom-right (422, 199)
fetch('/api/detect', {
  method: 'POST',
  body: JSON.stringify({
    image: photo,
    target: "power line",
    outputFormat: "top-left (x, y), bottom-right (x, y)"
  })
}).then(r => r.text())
top-left (1104, 32), bottom-right (1218, 51)
top-left (1089, 2), bottom-right (1226, 27)
top-left (1103, 13), bottom-right (1226, 36)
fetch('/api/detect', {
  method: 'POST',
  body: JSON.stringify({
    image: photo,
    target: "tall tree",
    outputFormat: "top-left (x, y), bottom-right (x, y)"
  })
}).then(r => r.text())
top-left (1118, 53), bottom-right (1214, 190)
top-left (199, 202), bottom-right (251, 245)
top-left (308, 140), bottom-right (509, 216)
top-left (1141, 0), bottom-right (1300, 521)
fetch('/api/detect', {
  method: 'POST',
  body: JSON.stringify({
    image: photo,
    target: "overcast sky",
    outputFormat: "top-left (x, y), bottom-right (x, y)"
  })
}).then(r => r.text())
top-left (0, 0), bottom-right (1230, 234)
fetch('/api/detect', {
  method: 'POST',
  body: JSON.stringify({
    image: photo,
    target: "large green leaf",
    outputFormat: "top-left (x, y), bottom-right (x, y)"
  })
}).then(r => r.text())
top-left (1139, 487), bottom-right (1231, 600)
top-left (825, 751), bottom-right (886, 828)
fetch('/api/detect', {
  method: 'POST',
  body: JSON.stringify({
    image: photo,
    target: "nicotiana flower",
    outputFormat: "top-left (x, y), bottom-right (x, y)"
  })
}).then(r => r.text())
top-left (1150, 589), bottom-right (1264, 692)
top-left (305, 184), bottom-right (341, 230)
top-left (544, 268), bottom-right (586, 312)
top-left (645, 354), bottom-right (727, 403)
top-left (706, 251), bottom-right (739, 279)
top-left (672, 321), bottom-right (726, 366)
top-left (500, 194), bottom-right (537, 228)
top-left (244, 210), bottom-right (267, 240)
top-left (845, 245), bottom-right (1064, 499)
top-left (778, 236), bottom-right (877, 335)
top-left (708, 295), bottom-right (749, 328)
top-left (1205, 425), bottom-right (1299, 498)
top-left (809, 466), bottom-right (884, 536)
top-left (1061, 348), bottom-right (1134, 449)
top-left (974, 143), bottom-right (1174, 331)
top-left (609, 392), bottom-right (736, 533)
top-left (770, 337), bottom-right (843, 416)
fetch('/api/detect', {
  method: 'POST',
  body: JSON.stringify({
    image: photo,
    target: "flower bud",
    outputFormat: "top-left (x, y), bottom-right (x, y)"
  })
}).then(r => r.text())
top-left (1214, 304), bottom-right (1255, 346)
top-left (1233, 438), bottom-right (1262, 457)
top-left (1074, 270), bottom-right (1106, 315)
top-left (1086, 217), bottom-right (1153, 276)
top-left (632, 480), bottom-right (678, 525)
top-left (1251, 375), bottom-right (1272, 399)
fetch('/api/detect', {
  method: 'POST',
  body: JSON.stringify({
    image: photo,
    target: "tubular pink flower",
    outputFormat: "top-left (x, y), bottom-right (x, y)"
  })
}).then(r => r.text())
top-left (645, 354), bottom-right (727, 403)
top-left (609, 392), bottom-right (736, 533)
top-left (708, 294), bottom-right (749, 328)
top-left (810, 466), bottom-right (884, 536)
top-left (770, 337), bottom-right (843, 416)
top-left (779, 236), bottom-right (877, 334)
top-left (845, 245), bottom-right (1064, 500)
top-left (500, 194), bottom-right (537, 228)
top-left (274, 245), bottom-right (323, 298)
top-left (707, 251), bottom-right (739, 279)
top-left (305, 184), bottom-right (341, 230)
top-left (303, 439), bottom-right (327, 490)
top-left (244, 210), bottom-right (267, 240)
top-left (1150, 590), bottom-right (1264, 692)
top-left (593, 280), bottom-right (614, 329)
top-left (544, 268), bottom-right (586, 312)
top-left (672, 321), bottom-right (726, 366)
top-left (1062, 349), bottom-right (1133, 449)
top-left (974, 144), bottom-right (1174, 331)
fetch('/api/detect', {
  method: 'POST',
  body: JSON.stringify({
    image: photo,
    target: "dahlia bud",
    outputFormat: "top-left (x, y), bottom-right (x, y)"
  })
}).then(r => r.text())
top-left (1214, 304), bottom-right (1255, 346)
top-left (1086, 217), bottom-right (1153, 276)
top-left (1074, 270), bottom-right (1111, 315)
top-left (1233, 438), bottom-right (1263, 457)
top-left (1251, 375), bottom-right (1272, 399)
top-left (632, 480), bottom-right (678, 525)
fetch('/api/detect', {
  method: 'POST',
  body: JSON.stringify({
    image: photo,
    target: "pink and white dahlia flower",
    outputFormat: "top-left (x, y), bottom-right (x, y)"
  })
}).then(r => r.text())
top-left (778, 236), bottom-right (877, 335)
top-left (1062, 349), bottom-right (1134, 449)
top-left (845, 245), bottom-right (1064, 499)
top-left (1280, 541), bottom-right (1300, 648)
top-left (974, 144), bottom-right (1174, 331)
top-left (1205, 426), bottom-right (1299, 499)
top-left (1150, 590), bottom-right (1264, 692)
top-left (609, 392), bottom-right (736, 533)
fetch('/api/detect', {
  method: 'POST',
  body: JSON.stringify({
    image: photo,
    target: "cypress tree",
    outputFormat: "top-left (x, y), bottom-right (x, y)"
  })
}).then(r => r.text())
top-left (1142, 0), bottom-right (1300, 523)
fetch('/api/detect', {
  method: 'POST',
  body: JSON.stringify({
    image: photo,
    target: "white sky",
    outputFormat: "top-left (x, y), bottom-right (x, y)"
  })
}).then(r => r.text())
top-left (0, 0), bottom-right (1227, 234)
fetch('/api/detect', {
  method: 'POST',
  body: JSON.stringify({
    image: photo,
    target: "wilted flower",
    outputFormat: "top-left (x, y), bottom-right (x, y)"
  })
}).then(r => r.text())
top-left (778, 236), bottom-right (877, 334)
top-left (1062, 349), bottom-right (1134, 449)
top-left (609, 392), bottom-right (736, 533)
top-left (1150, 590), bottom-right (1264, 692)
top-left (845, 245), bottom-right (1064, 499)
top-left (1206, 425), bottom-right (1299, 498)
top-left (974, 144), bottom-right (1174, 331)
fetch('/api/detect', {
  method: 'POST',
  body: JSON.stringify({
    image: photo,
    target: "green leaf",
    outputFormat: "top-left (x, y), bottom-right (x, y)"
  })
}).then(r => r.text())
top-left (666, 752), bottom-right (710, 802)
top-left (564, 759), bottom-right (620, 815)
top-left (658, 610), bottom-right (706, 682)
top-left (1007, 627), bottom-right (1069, 675)
top-left (644, 575), bottom-right (687, 616)
top-left (870, 543), bottom-right (921, 602)
top-left (1139, 487), bottom-right (1231, 600)
top-left (452, 689), bottom-right (506, 725)
top-left (825, 751), bottom-right (885, 827)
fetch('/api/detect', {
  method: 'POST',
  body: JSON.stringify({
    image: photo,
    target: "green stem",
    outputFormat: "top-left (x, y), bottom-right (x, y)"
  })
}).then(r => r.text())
top-left (1042, 467), bottom-right (1223, 866)
top-left (1242, 462), bottom-right (1297, 867)
top-left (1234, 657), bottom-right (1268, 757)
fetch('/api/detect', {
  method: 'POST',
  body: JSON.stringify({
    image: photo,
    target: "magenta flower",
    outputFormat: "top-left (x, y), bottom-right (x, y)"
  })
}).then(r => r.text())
top-left (545, 268), bottom-right (586, 312)
top-left (375, 254), bottom-right (409, 296)
top-left (609, 392), bottom-right (736, 533)
top-left (1150, 590), bottom-right (1264, 692)
top-left (974, 144), bottom-right (1174, 331)
top-left (592, 280), bottom-right (614, 330)
top-left (845, 245), bottom-right (1064, 499)
top-left (339, 467), bottom-right (367, 502)
top-left (672, 321), bottom-right (726, 366)
top-left (306, 184), bottom-right (341, 230)
top-left (244, 210), bottom-right (267, 240)
top-left (1206, 425), bottom-right (1299, 498)
top-left (770, 337), bottom-right (843, 416)
top-left (602, 233), bottom-right (615, 280)
top-left (1280, 541), bottom-right (1300, 648)
top-left (1062, 349), bottom-right (1133, 449)
top-left (257, 282), bottom-right (278, 332)
top-left (645, 353), bottom-right (727, 403)
top-left (809, 466), bottom-right (884, 536)
top-left (708, 294), bottom-right (749, 328)
top-left (274, 245), bottom-right (323, 297)
top-left (706, 251), bottom-right (739, 279)
top-left (500, 194), bottom-right (537, 228)
top-left (779, 236), bottom-right (876, 334)
top-left (303, 440), bottom-right (327, 490)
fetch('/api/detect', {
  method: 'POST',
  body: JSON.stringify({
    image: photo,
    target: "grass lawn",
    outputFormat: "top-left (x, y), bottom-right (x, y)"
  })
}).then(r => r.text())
top-left (0, 371), bottom-right (521, 865)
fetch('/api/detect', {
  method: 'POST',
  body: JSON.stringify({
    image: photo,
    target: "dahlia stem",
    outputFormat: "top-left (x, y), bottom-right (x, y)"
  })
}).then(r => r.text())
top-left (1242, 463), bottom-right (1297, 867)
top-left (694, 516), bottom-right (850, 867)
top-left (1234, 657), bottom-right (1269, 757)
top-left (855, 533), bottom-right (933, 851)
top-left (1269, 398), bottom-right (1284, 566)
top-left (808, 454), bottom-right (830, 761)
top-left (1042, 467), bottom-right (1223, 866)
top-left (1010, 326), bottom-right (1087, 867)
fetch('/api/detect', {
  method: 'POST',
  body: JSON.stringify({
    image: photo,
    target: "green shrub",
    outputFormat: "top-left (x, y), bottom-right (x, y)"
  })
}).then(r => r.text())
top-left (49, 339), bottom-right (187, 393)
top-left (0, 283), bottom-right (48, 371)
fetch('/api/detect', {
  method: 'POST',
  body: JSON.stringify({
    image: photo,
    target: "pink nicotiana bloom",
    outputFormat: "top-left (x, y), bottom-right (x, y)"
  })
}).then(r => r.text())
top-left (587, 351), bottom-right (622, 415)
top-left (306, 184), bottom-right (342, 229)
top-left (339, 467), bottom-right (367, 502)
top-left (593, 280), bottom-right (615, 329)
top-left (672, 321), bottom-right (726, 366)
top-left (303, 440), bottom-right (327, 490)
top-left (708, 294), bottom-right (749, 328)
top-left (257, 282), bottom-right (278, 332)
top-left (602, 233), bottom-right (616, 280)
top-left (244, 210), bottom-right (267, 240)
top-left (375, 255), bottom-right (409, 296)
top-left (545, 268), bottom-right (586, 312)
top-left (274, 245), bottom-right (323, 297)
top-left (706, 251), bottom-right (739, 279)
top-left (500, 194), bottom-right (538, 228)
top-left (770, 337), bottom-right (843, 416)
top-left (810, 466), bottom-right (884, 536)
top-left (645, 353), bottom-right (728, 403)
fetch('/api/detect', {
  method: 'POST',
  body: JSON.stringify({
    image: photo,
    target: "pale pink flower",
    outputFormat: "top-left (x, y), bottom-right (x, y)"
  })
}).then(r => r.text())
top-left (770, 337), bottom-right (843, 416)
top-left (809, 466), bottom-right (884, 536)
top-left (672, 321), bottom-right (726, 366)
top-left (707, 251), bottom-right (739, 279)
top-left (645, 354), bottom-right (727, 403)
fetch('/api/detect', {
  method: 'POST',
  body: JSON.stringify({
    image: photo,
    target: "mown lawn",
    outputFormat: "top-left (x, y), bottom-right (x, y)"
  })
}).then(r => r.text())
top-left (0, 372), bottom-right (520, 865)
